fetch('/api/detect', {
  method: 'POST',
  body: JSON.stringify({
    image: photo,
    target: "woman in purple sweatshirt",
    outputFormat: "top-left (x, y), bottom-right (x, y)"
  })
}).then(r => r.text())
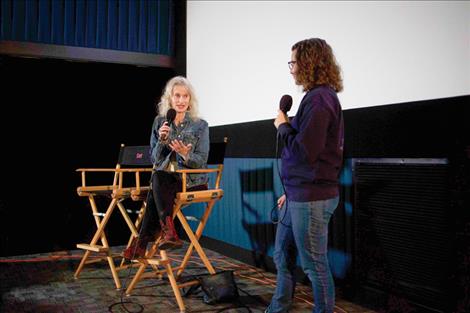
top-left (266, 38), bottom-right (344, 313)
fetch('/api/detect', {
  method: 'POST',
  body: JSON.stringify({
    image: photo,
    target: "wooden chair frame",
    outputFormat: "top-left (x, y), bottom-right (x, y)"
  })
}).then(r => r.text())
top-left (123, 138), bottom-right (227, 313)
top-left (73, 145), bottom-right (152, 289)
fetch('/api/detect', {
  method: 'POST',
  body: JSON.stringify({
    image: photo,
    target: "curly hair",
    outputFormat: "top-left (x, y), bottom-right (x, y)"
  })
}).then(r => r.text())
top-left (292, 38), bottom-right (343, 92)
top-left (157, 76), bottom-right (200, 120)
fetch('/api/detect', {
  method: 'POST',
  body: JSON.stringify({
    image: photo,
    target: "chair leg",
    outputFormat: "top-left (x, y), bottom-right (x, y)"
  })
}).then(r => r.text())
top-left (106, 254), bottom-right (121, 290)
top-left (74, 250), bottom-right (91, 279)
top-left (176, 209), bottom-right (216, 274)
top-left (161, 250), bottom-right (186, 313)
top-left (125, 261), bottom-right (148, 296)
top-left (119, 201), bottom-right (147, 267)
top-left (176, 201), bottom-right (214, 277)
top-left (75, 197), bottom-right (121, 289)
top-left (90, 198), bottom-right (118, 245)
top-left (117, 201), bottom-right (139, 237)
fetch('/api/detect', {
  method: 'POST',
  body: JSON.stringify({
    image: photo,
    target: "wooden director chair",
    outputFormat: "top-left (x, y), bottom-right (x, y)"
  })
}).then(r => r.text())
top-left (74, 144), bottom-right (153, 289)
top-left (124, 138), bottom-right (228, 313)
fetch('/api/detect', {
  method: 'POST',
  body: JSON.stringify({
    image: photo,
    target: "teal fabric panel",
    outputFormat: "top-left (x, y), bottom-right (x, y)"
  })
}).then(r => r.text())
top-left (75, 0), bottom-right (86, 46)
top-left (38, 0), bottom-right (51, 42)
top-left (96, 0), bottom-right (107, 48)
top-left (157, 0), bottom-right (170, 55)
top-left (64, 0), bottom-right (76, 45)
top-left (1, 0), bottom-right (12, 40)
top-left (51, 0), bottom-right (64, 45)
top-left (184, 158), bottom-right (284, 256)
top-left (24, 0), bottom-right (38, 41)
top-left (1, 0), bottom-right (174, 56)
top-left (147, 0), bottom-right (157, 53)
top-left (106, 0), bottom-right (118, 49)
top-left (127, 0), bottom-right (139, 51)
top-left (117, 0), bottom-right (128, 50)
top-left (183, 157), bottom-right (353, 277)
top-left (11, 0), bottom-right (25, 40)
top-left (138, 0), bottom-right (147, 52)
top-left (85, 0), bottom-right (97, 47)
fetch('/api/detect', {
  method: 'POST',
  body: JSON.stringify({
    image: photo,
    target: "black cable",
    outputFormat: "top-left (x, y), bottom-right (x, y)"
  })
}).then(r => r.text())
top-left (271, 132), bottom-right (290, 228)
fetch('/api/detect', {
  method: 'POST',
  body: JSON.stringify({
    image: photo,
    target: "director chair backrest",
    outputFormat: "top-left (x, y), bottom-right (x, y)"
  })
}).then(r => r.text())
top-left (114, 145), bottom-right (152, 196)
top-left (179, 137), bottom-right (228, 193)
top-left (76, 144), bottom-right (151, 197)
top-left (118, 145), bottom-right (152, 166)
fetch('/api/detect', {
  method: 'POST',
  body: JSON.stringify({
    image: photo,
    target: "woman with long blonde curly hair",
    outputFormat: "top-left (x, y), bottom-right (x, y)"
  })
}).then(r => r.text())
top-left (123, 76), bottom-right (209, 258)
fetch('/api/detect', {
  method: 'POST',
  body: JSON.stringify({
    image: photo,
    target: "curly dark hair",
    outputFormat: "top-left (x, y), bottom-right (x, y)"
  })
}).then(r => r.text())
top-left (292, 38), bottom-right (343, 92)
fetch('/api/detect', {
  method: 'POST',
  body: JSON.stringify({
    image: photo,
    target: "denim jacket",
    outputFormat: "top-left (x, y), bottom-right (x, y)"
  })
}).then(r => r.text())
top-left (150, 113), bottom-right (209, 188)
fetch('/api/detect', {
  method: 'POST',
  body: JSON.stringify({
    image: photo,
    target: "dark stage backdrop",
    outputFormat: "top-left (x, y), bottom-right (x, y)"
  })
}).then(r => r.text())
top-left (0, 55), bottom-right (175, 256)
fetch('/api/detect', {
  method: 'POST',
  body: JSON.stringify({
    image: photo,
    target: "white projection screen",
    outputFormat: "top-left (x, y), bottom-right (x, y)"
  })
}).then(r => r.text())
top-left (187, 1), bottom-right (470, 127)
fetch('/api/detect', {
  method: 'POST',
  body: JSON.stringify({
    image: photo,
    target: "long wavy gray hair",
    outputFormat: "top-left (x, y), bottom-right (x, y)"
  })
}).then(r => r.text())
top-left (157, 76), bottom-right (200, 120)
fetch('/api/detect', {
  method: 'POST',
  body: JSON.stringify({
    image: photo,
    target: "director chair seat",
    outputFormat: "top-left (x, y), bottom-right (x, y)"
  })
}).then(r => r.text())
top-left (125, 138), bottom-right (228, 313)
top-left (74, 144), bottom-right (153, 289)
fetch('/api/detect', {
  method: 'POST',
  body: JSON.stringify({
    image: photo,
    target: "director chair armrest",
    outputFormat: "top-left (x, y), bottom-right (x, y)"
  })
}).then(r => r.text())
top-left (112, 167), bottom-right (153, 199)
top-left (76, 168), bottom-right (121, 172)
top-left (76, 168), bottom-right (122, 196)
top-left (176, 165), bottom-right (224, 192)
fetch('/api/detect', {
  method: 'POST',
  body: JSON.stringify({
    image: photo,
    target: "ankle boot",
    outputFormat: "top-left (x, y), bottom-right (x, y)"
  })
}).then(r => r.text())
top-left (158, 216), bottom-right (183, 250)
top-left (123, 235), bottom-right (150, 260)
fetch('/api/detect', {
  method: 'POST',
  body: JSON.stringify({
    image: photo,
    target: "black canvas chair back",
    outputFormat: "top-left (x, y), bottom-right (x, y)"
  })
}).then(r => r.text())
top-left (207, 140), bottom-right (227, 165)
top-left (118, 145), bottom-right (152, 167)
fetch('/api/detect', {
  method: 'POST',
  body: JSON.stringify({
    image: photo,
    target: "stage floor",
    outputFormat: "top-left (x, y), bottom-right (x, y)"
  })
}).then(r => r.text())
top-left (0, 243), bottom-right (376, 313)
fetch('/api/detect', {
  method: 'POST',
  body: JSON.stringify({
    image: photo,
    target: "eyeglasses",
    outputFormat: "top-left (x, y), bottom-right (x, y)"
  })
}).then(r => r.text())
top-left (287, 61), bottom-right (297, 70)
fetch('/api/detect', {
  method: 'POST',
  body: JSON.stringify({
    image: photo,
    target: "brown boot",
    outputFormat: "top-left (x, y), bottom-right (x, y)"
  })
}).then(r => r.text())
top-left (123, 235), bottom-right (151, 260)
top-left (158, 216), bottom-right (183, 250)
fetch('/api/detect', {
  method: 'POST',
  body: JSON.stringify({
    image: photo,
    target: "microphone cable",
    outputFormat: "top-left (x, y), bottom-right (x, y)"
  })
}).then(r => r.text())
top-left (271, 131), bottom-right (290, 228)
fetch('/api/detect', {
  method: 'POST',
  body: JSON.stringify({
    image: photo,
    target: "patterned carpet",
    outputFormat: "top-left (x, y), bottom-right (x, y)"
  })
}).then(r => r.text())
top-left (0, 244), bottom-right (376, 313)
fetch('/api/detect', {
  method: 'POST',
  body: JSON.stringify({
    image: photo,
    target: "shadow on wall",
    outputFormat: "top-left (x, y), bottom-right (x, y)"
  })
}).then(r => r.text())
top-left (239, 166), bottom-right (278, 271)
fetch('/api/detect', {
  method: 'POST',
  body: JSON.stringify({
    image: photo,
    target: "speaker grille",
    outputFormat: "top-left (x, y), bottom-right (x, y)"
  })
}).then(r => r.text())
top-left (354, 162), bottom-right (452, 312)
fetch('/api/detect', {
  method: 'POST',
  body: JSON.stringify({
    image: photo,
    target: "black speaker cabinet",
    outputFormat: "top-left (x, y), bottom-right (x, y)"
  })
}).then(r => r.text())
top-left (352, 159), bottom-right (469, 313)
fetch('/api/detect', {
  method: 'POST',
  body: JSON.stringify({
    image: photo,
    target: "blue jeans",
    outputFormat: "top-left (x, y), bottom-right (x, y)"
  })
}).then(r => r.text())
top-left (267, 197), bottom-right (339, 313)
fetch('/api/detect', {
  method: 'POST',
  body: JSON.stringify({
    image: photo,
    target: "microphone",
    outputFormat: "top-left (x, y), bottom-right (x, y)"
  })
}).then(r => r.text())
top-left (279, 95), bottom-right (292, 114)
top-left (166, 108), bottom-right (176, 124)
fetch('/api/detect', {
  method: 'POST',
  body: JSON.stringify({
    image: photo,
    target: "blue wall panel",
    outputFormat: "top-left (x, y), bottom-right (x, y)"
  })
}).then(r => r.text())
top-left (184, 158), bottom-right (284, 257)
top-left (1, 0), bottom-right (12, 40)
top-left (127, 0), bottom-right (139, 52)
top-left (117, 0), bottom-right (128, 50)
top-left (96, 0), bottom-right (107, 48)
top-left (75, 0), bottom-right (86, 46)
top-left (24, 0), bottom-right (38, 41)
top-left (184, 157), bottom-right (353, 276)
top-left (147, 0), bottom-right (157, 53)
top-left (138, 0), bottom-right (147, 52)
top-left (106, 0), bottom-right (118, 49)
top-left (11, 0), bottom-right (25, 40)
top-left (0, 0), bottom-right (175, 56)
top-left (85, 0), bottom-right (97, 47)
top-left (64, 0), bottom-right (76, 45)
top-left (51, 0), bottom-right (64, 45)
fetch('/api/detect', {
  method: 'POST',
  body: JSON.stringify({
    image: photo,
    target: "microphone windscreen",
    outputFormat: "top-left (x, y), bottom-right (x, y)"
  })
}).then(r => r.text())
top-left (279, 95), bottom-right (293, 114)
top-left (166, 108), bottom-right (177, 123)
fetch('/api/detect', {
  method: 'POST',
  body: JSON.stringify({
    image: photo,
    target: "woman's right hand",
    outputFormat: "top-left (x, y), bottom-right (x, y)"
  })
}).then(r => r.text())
top-left (277, 194), bottom-right (286, 209)
top-left (158, 122), bottom-right (170, 141)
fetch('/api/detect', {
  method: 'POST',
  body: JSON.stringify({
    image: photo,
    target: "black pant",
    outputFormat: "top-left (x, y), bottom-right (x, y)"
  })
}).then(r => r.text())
top-left (139, 170), bottom-right (207, 237)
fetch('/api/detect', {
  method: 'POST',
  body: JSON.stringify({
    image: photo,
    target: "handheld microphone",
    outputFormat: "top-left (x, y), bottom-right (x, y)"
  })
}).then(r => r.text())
top-left (166, 108), bottom-right (176, 124)
top-left (156, 108), bottom-right (177, 142)
top-left (279, 95), bottom-right (293, 114)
